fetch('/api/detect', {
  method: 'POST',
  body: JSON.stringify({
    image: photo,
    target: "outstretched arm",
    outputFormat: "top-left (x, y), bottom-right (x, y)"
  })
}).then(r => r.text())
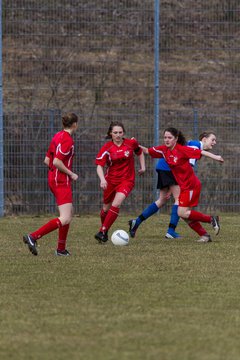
top-left (201, 150), bottom-right (224, 163)
top-left (139, 145), bottom-right (149, 154)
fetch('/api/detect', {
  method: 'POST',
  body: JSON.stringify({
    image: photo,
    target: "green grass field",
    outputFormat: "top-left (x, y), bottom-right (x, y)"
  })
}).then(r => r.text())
top-left (0, 213), bottom-right (240, 360)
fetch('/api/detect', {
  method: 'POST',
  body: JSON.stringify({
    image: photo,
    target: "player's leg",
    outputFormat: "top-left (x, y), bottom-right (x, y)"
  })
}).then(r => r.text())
top-left (95, 193), bottom-right (126, 243)
top-left (177, 185), bottom-right (220, 241)
top-left (103, 192), bottom-right (125, 230)
top-left (180, 207), bottom-right (220, 236)
top-left (96, 181), bottom-right (135, 243)
top-left (181, 212), bottom-right (212, 243)
top-left (23, 185), bottom-right (71, 256)
top-left (128, 188), bottom-right (168, 238)
top-left (23, 216), bottom-right (63, 256)
top-left (165, 184), bottom-right (181, 239)
top-left (56, 202), bottom-right (73, 256)
top-left (95, 183), bottom-right (115, 243)
top-left (177, 188), bottom-right (219, 232)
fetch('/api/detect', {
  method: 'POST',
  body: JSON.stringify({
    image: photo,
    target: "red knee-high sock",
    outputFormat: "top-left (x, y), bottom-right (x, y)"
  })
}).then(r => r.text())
top-left (188, 220), bottom-right (208, 236)
top-left (101, 206), bottom-right (120, 232)
top-left (57, 224), bottom-right (70, 251)
top-left (188, 210), bottom-right (211, 223)
top-left (30, 218), bottom-right (62, 240)
top-left (100, 209), bottom-right (108, 225)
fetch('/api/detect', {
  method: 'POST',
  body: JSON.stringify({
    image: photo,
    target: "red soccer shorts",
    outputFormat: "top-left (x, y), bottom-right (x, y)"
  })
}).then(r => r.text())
top-left (178, 183), bottom-right (201, 208)
top-left (103, 180), bottom-right (134, 204)
top-left (49, 181), bottom-right (73, 206)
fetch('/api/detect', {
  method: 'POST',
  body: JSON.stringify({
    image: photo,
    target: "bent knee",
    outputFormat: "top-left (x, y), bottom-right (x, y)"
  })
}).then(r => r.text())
top-left (177, 207), bottom-right (189, 218)
top-left (59, 217), bottom-right (72, 226)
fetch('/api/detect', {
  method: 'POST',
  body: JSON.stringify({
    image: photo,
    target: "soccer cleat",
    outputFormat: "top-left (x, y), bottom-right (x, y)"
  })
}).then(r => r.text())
top-left (23, 234), bottom-right (38, 256)
top-left (211, 216), bottom-right (220, 235)
top-left (55, 249), bottom-right (71, 256)
top-left (128, 219), bottom-right (138, 238)
top-left (165, 230), bottom-right (181, 239)
top-left (196, 234), bottom-right (212, 243)
top-left (95, 231), bottom-right (108, 243)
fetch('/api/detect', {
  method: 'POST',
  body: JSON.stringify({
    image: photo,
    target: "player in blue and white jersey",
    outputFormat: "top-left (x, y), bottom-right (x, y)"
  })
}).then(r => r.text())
top-left (128, 131), bottom-right (217, 239)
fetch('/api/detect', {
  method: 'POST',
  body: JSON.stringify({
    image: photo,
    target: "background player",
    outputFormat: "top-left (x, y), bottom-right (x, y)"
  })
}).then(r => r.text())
top-left (129, 131), bottom-right (217, 239)
top-left (23, 112), bottom-right (79, 256)
top-left (95, 121), bottom-right (145, 243)
top-left (140, 127), bottom-right (224, 243)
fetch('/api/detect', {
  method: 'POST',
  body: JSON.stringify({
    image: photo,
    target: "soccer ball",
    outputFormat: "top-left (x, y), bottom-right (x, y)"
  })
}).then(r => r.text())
top-left (111, 230), bottom-right (129, 246)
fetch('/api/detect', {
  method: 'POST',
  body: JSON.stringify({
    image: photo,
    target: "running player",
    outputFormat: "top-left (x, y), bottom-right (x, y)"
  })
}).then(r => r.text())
top-left (128, 131), bottom-right (217, 239)
top-left (95, 121), bottom-right (145, 243)
top-left (23, 112), bottom-right (79, 256)
top-left (140, 127), bottom-right (224, 243)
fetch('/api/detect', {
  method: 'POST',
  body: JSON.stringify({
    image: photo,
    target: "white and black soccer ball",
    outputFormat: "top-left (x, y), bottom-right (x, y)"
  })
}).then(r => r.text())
top-left (111, 230), bottom-right (129, 246)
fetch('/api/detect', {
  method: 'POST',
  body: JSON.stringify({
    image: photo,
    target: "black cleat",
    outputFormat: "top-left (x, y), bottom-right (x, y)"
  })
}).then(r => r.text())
top-left (23, 234), bottom-right (38, 256)
top-left (95, 231), bottom-right (108, 243)
top-left (55, 249), bottom-right (71, 256)
top-left (128, 219), bottom-right (138, 238)
top-left (211, 216), bottom-right (220, 235)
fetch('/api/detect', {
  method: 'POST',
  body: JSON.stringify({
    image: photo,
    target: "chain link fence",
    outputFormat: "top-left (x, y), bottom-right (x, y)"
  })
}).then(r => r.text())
top-left (2, 0), bottom-right (240, 215)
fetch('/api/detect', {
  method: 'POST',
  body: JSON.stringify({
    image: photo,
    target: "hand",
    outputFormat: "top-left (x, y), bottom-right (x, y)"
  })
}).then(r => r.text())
top-left (216, 155), bottom-right (224, 163)
top-left (70, 172), bottom-right (78, 181)
top-left (139, 145), bottom-right (149, 154)
top-left (100, 179), bottom-right (108, 190)
top-left (138, 167), bottom-right (146, 175)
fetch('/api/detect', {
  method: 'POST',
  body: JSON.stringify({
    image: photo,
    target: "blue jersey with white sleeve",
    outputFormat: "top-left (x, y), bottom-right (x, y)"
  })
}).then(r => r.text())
top-left (187, 140), bottom-right (203, 167)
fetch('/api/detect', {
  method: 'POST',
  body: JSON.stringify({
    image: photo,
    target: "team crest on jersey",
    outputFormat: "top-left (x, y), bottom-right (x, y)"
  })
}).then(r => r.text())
top-left (169, 154), bottom-right (178, 163)
top-left (124, 150), bottom-right (130, 157)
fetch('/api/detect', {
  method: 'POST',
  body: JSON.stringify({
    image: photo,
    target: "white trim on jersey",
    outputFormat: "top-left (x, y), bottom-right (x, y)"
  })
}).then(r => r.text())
top-left (188, 141), bottom-right (203, 167)
top-left (56, 143), bottom-right (71, 156)
top-left (96, 151), bottom-right (112, 166)
top-left (152, 147), bottom-right (166, 160)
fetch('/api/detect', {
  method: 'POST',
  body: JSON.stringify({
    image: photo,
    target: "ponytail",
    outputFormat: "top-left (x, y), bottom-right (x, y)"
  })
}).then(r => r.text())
top-left (164, 127), bottom-right (186, 145)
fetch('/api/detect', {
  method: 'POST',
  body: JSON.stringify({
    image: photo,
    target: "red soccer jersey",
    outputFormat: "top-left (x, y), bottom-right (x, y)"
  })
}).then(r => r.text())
top-left (46, 130), bottom-right (75, 186)
top-left (148, 143), bottom-right (202, 191)
top-left (95, 138), bottom-right (142, 185)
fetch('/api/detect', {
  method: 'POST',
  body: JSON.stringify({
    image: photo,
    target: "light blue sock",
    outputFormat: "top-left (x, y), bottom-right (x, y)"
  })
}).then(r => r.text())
top-left (135, 202), bottom-right (159, 227)
top-left (168, 204), bottom-right (180, 232)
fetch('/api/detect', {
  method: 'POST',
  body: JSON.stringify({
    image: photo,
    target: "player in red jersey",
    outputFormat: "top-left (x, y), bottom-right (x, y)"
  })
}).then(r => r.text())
top-left (141, 127), bottom-right (224, 243)
top-left (95, 121), bottom-right (146, 243)
top-left (23, 112), bottom-right (79, 256)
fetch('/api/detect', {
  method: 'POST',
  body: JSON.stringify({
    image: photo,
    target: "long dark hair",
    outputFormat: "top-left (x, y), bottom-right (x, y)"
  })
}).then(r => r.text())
top-left (106, 121), bottom-right (126, 139)
top-left (164, 127), bottom-right (186, 145)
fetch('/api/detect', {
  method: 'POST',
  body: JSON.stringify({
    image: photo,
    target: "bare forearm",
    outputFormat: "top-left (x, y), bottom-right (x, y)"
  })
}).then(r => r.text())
top-left (96, 165), bottom-right (108, 190)
top-left (96, 165), bottom-right (105, 181)
top-left (138, 153), bottom-right (146, 175)
top-left (139, 145), bottom-right (149, 154)
top-left (53, 158), bottom-right (78, 180)
top-left (44, 156), bottom-right (50, 166)
top-left (201, 150), bottom-right (224, 163)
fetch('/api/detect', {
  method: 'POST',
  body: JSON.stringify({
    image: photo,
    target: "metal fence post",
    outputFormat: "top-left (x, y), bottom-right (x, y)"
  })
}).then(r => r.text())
top-left (193, 108), bottom-right (199, 173)
top-left (154, 0), bottom-right (160, 198)
top-left (49, 109), bottom-right (56, 213)
top-left (0, 0), bottom-right (4, 217)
